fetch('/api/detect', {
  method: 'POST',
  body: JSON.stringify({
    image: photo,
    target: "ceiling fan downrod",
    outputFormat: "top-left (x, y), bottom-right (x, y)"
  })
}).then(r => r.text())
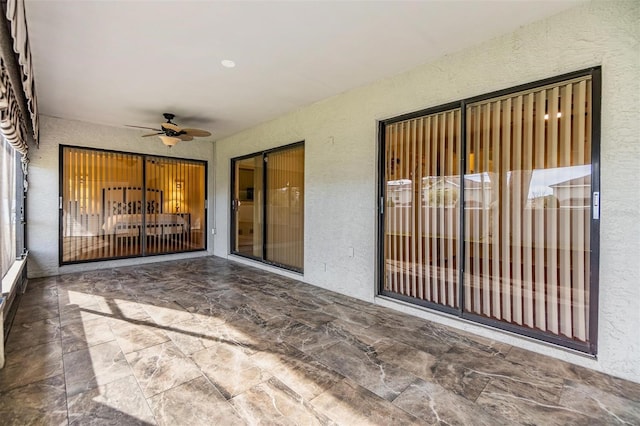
top-left (163, 112), bottom-right (176, 124)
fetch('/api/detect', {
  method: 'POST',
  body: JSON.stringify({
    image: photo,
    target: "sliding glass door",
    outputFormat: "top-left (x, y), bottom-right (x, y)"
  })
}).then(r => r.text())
top-left (231, 142), bottom-right (304, 272)
top-left (232, 154), bottom-right (264, 258)
top-left (383, 108), bottom-right (461, 311)
top-left (61, 148), bottom-right (144, 261)
top-left (380, 69), bottom-right (599, 352)
top-left (265, 146), bottom-right (304, 269)
top-left (60, 146), bottom-right (206, 264)
top-left (464, 78), bottom-right (593, 343)
top-left (145, 156), bottom-right (207, 254)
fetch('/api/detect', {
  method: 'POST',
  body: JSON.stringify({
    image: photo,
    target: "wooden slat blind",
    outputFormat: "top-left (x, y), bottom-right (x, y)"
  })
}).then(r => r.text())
top-left (464, 76), bottom-right (592, 342)
top-left (146, 156), bottom-right (206, 255)
top-left (62, 148), bottom-right (143, 262)
top-left (384, 109), bottom-right (461, 308)
top-left (265, 145), bottom-right (304, 270)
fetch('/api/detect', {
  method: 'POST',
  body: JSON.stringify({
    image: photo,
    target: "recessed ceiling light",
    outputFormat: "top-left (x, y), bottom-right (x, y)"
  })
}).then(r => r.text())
top-left (221, 59), bottom-right (236, 68)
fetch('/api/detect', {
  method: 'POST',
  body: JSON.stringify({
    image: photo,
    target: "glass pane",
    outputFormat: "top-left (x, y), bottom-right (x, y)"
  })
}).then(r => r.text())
top-left (62, 148), bottom-right (143, 262)
top-left (233, 155), bottom-right (263, 258)
top-left (265, 145), bottom-right (304, 270)
top-left (61, 148), bottom-right (206, 263)
top-left (145, 156), bottom-right (206, 254)
top-left (1, 140), bottom-right (17, 278)
top-left (383, 110), bottom-right (461, 307)
top-left (464, 77), bottom-right (592, 342)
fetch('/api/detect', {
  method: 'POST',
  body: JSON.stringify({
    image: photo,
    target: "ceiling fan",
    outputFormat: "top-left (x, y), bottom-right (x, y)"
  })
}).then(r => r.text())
top-left (127, 113), bottom-right (212, 147)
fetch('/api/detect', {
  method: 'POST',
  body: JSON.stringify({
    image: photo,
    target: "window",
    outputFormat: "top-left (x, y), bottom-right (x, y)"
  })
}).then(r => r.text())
top-left (1, 136), bottom-right (17, 279)
top-left (231, 142), bottom-right (304, 272)
top-left (379, 68), bottom-right (600, 353)
top-left (60, 146), bottom-right (206, 264)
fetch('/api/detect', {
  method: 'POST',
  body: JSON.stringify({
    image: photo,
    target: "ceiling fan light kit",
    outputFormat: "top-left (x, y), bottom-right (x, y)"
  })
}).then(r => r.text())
top-left (128, 113), bottom-right (212, 147)
top-left (158, 135), bottom-right (181, 147)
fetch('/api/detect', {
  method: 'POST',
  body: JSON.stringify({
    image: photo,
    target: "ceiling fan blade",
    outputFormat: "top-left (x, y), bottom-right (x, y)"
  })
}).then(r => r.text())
top-left (183, 128), bottom-right (211, 137)
top-left (178, 134), bottom-right (194, 142)
top-left (125, 125), bottom-right (162, 131)
top-left (142, 132), bottom-right (163, 137)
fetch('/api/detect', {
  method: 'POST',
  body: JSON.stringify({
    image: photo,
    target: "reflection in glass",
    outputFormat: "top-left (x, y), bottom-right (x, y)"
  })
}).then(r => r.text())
top-left (383, 109), bottom-right (461, 307)
top-left (233, 155), bottom-right (263, 258)
top-left (464, 77), bottom-right (592, 342)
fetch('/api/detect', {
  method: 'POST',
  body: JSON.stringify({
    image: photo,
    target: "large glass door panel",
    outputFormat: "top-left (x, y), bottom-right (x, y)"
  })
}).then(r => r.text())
top-left (232, 155), bottom-right (264, 258)
top-left (265, 145), bottom-right (304, 270)
top-left (383, 109), bottom-right (461, 308)
top-left (61, 148), bottom-right (143, 262)
top-left (464, 77), bottom-right (593, 344)
top-left (145, 156), bottom-right (206, 255)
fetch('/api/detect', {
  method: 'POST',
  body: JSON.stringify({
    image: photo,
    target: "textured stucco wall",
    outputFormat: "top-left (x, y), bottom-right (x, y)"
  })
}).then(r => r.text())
top-left (213, 1), bottom-right (640, 382)
top-left (28, 116), bottom-right (215, 278)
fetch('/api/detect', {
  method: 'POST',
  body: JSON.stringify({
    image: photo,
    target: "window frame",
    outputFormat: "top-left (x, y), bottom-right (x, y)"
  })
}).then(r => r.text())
top-left (58, 145), bottom-right (208, 266)
top-left (1, 142), bottom-right (20, 280)
top-left (16, 154), bottom-right (26, 259)
top-left (377, 67), bottom-right (601, 354)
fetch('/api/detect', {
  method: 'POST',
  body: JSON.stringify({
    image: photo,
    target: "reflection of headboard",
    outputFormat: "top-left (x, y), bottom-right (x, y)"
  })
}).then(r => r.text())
top-left (102, 187), bottom-right (163, 218)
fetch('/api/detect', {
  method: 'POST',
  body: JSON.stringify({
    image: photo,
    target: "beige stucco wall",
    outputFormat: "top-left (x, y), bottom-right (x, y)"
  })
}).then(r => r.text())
top-left (27, 116), bottom-right (215, 278)
top-left (213, 1), bottom-right (640, 383)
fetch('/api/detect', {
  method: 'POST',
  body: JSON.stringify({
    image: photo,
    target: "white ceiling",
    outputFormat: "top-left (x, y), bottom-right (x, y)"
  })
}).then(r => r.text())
top-left (25, 1), bottom-right (581, 142)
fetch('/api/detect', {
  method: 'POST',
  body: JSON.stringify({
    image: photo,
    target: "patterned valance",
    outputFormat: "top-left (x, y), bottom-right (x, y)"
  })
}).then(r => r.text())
top-left (6, 0), bottom-right (38, 145)
top-left (0, 55), bottom-right (27, 155)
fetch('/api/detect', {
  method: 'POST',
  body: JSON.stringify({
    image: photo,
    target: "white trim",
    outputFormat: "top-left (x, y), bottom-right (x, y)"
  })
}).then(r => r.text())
top-left (1, 255), bottom-right (26, 295)
top-left (0, 255), bottom-right (25, 370)
top-left (55, 251), bottom-right (210, 277)
top-left (227, 254), bottom-right (304, 281)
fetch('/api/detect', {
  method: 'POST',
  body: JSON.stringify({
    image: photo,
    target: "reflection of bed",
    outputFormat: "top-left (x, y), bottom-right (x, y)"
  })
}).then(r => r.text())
top-left (101, 187), bottom-right (190, 240)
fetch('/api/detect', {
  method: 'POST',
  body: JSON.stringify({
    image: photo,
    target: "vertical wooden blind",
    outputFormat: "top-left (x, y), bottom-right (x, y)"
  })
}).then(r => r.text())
top-left (384, 109), bottom-right (461, 308)
top-left (266, 145), bottom-right (304, 270)
top-left (62, 148), bottom-right (143, 262)
top-left (146, 156), bottom-right (206, 255)
top-left (464, 77), bottom-right (592, 342)
top-left (61, 147), bottom-right (206, 264)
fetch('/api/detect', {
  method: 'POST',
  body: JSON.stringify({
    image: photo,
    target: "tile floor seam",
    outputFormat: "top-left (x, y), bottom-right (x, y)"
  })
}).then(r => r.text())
top-left (56, 282), bottom-right (72, 426)
top-left (102, 302), bottom-right (162, 424)
top-left (140, 379), bottom-right (161, 425)
top-left (468, 368), bottom-right (493, 405)
top-left (122, 363), bottom-right (159, 425)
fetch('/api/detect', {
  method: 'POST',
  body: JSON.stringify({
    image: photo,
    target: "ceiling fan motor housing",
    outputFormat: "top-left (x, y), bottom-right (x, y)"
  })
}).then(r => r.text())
top-left (161, 124), bottom-right (186, 136)
top-left (161, 113), bottom-right (187, 136)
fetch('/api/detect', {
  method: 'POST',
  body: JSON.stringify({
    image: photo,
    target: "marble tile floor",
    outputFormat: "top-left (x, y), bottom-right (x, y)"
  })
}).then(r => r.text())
top-left (1, 256), bottom-right (639, 425)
